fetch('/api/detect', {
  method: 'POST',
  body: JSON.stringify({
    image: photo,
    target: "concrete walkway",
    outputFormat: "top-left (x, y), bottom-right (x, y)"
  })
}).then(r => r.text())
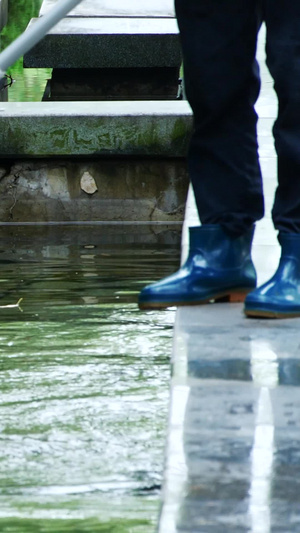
top-left (159, 26), bottom-right (300, 532)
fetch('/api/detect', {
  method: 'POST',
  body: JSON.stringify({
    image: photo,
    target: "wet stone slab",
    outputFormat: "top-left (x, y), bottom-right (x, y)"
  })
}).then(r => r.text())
top-left (159, 305), bottom-right (300, 532)
top-left (39, 0), bottom-right (176, 18)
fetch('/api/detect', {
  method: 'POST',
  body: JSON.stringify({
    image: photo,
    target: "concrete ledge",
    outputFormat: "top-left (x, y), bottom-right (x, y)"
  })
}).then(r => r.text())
top-left (0, 0), bottom-right (8, 31)
top-left (0, 101), bottom-right (192, 158)
top-left (24, 17), bottom-right (181, 69)
top-left (0, 159), bottom-right (189, 222)
top-left (39, 0), bottom-right (176, 18)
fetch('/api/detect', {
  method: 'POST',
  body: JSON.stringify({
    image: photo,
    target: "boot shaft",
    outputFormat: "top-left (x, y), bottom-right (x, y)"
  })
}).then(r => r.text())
top-left (188, 225), bottom-right (255, 269)
top-left (279, 232), bottom-right (300, 258)
top-left (276, 232), bottom-right (300, 280)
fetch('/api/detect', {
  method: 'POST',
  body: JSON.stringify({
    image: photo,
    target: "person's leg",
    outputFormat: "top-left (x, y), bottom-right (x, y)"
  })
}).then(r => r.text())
top-left (245, 0), bottom-right (300, 318)
top-left (139, 0), bottom-right (263, 310)
top-left (176, 0), bottom-right (264, 237)
top-left (266, 2), bottom-right (300, 233)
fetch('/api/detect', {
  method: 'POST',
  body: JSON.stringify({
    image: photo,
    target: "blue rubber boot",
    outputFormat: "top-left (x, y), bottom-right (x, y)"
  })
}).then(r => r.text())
top-left (245, 233), bottom-right (300, 318)
top-left (138, 225), bottom-right (257, 310)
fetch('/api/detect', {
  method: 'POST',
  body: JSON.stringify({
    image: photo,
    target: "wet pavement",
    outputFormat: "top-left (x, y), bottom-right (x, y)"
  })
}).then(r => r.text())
top-left (0, 223), bottom-right (181, 533)
top-left (158, 26), bottom-right (300, 532)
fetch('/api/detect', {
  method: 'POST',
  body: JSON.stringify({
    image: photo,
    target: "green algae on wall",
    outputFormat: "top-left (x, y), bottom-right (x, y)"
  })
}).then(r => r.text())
top-left (0, 518), bottom-right (152, 533)
top-left (0, 104), bottom-right (193, 157)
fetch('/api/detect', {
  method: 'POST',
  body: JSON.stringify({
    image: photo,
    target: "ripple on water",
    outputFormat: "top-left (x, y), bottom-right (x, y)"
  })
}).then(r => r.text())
top-left (0, 224), bottom-right (181, 533)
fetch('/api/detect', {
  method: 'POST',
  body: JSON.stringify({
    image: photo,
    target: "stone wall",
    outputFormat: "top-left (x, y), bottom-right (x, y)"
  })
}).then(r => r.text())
top-left (0, 159), bottom-right (189, 222)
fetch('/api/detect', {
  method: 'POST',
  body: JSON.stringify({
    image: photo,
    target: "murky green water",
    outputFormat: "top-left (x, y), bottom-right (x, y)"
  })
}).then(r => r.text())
top-left (0, 0), bottom-right (51, 101)
top-left (0, 224), bottom-right (180, 533)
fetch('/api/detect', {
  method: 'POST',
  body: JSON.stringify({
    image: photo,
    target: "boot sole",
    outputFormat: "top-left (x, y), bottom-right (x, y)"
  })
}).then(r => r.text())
top-left (245, 308), bottom-right (300, 319)
top-left (138, 289), bottom-right (251, 310)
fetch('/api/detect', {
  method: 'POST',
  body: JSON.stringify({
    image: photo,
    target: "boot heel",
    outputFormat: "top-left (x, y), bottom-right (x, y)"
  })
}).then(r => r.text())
top-left (216, 290), bottom-right (250, 303)
top-left (228, 290), bottom-right (249, 303)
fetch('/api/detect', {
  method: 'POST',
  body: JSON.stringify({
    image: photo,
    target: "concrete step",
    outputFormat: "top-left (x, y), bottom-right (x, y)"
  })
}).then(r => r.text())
top-left (0, 100), bottom-right (192, 158)
top-left (24, 0), bottom-right (181, 101)
top-left (23, 17), bottom-right (181, 69)
top-left (39, 0), bottom-right (176, 18)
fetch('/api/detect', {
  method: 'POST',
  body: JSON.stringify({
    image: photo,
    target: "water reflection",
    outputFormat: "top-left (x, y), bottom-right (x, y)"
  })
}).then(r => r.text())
top-left (187, 357), bottom-right (300, 387)
top-left (0, 224), bottom-right (180, 533)
top-left (249, 341), bottom-right (278, 533)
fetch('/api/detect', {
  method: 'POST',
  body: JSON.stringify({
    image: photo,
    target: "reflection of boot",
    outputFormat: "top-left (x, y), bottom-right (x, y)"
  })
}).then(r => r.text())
top-left (138, 225), bottom-right (256, 310)
top-left (245, 233), bottom-right (300, 318)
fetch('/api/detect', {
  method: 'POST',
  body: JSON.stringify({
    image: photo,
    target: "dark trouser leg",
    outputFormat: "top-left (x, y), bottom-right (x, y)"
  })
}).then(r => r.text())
top-left (175, 0), bottom-right (264, 236)
top-left (245, 2), bottom-right (300, 317)
top-left (265, 1), bottom-right (300, 233)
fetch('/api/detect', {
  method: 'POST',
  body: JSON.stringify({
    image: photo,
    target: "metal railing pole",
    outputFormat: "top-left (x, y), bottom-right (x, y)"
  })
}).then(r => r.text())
top-left (0, 0), bottom-right (84, 85)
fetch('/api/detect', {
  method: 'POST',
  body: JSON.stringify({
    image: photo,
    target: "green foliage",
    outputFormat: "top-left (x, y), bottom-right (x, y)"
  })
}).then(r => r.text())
top-left (1, 0), bottom-right (42, 67)
top-left (0, 0), bottom-right (51, 101)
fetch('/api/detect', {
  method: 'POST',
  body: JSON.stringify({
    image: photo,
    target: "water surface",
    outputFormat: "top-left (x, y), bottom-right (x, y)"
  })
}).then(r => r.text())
top-left (0, 223), bottom-right (180, 533)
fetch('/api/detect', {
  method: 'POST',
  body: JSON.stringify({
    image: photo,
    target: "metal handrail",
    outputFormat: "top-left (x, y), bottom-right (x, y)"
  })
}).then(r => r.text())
top-left (0, 0), bottom-right (84, 90)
